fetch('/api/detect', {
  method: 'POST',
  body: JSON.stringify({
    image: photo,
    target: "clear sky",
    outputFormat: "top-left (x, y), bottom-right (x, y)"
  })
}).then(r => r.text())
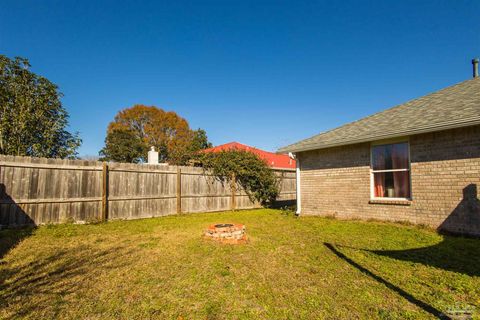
top-left (1, 0), bottom-right (479, 156)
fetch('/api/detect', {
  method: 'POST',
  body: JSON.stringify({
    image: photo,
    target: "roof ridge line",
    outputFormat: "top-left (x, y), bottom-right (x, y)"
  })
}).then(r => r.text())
top-left (278, 77), bottom-right (480, 153)
top-left (283, 78), bottom-right (476, 151)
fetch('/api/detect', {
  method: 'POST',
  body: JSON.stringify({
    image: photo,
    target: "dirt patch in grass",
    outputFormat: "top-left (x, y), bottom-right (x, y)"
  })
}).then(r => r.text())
top-left (1, 209), bottom-right (479, 319)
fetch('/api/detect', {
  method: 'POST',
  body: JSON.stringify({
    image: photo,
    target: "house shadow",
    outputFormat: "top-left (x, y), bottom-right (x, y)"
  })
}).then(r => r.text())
top-left (369, 184), bottom-right (480, 277)
top-left (370, 235), bottom-right (480, 277)
top-left (324, 243), bottom-right (450, 319)
top-left (323, 184), bottom-right (480, 319)
top-left (439, 184), bottom-right (480, 236)
top-left (0, 183), bottom-right (35, 261)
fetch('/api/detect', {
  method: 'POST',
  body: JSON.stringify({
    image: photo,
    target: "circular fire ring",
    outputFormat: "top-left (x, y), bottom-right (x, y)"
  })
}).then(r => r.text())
top-left (204, 223), bottom-right (247, 244)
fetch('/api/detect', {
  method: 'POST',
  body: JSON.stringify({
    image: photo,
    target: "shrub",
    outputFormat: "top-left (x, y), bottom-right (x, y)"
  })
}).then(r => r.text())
top-left (197, 150), bottom-right (279, 206)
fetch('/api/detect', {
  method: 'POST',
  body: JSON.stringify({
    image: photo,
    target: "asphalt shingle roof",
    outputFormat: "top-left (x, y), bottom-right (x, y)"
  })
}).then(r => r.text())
top-left (278, 77), bottom-right (480, 153)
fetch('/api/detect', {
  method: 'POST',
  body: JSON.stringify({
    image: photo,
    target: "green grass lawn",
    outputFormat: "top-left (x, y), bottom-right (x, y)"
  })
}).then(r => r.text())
top-left (1, 209), bottom-right (479, 319)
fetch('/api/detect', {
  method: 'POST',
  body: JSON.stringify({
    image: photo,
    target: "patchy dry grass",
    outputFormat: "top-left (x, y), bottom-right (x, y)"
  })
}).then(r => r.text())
top-left (1, 209), bottom-right (479, 319)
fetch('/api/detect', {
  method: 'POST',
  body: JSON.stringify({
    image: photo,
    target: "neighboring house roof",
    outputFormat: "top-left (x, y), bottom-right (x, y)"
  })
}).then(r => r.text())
top-left (278, 77), bottom-right (480, 153)
top-left (203, 142), bottom-right (296, 169)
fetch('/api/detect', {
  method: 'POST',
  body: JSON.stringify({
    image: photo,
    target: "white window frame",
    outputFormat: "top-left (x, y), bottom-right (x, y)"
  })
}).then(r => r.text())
top-left (370, 138), bottom-right (412, 201)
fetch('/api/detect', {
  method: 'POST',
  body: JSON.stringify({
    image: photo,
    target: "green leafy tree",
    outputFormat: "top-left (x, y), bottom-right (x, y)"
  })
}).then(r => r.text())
top-left (99, 128), bottom-right (146, 163)
top-left (177, 128), bottom-right (213, 165)
top-left (197, 150), bottom-right (279, 206)
top-left (0, 55), bottom-right (81, 158)
top-left (191, 129), bottom-right (213, 151)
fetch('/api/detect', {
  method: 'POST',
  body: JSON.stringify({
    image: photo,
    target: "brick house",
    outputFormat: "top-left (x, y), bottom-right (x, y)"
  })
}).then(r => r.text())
top-left (279, 64), bottom-right (480, 236)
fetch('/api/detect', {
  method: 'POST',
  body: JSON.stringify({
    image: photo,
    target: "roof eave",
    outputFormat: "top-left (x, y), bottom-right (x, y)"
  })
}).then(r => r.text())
top-left (278, 117), bottom-right (480, 154)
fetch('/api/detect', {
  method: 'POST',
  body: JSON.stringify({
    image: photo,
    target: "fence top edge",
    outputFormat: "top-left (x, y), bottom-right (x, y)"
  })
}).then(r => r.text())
top-left (271, 167), bottom-right (296, 171)
top-left (0, 154), bottom-right (103, 167)
top-left (0, 155), bottom-right (296, 174)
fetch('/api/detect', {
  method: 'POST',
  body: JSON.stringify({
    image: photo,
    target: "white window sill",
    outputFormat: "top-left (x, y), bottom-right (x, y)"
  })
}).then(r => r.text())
top-left (369, 198), bottom-right (412, 206)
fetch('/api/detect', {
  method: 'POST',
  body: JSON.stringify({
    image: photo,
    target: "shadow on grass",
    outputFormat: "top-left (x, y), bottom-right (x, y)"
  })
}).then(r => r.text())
top-left (368, 184), bottom-right (480, 277)
top-left (0, 227), bottom-right (35, 261)
top-left (0, 244), bottom-right (134, 319)
top-left (369, 236), bottom-right (480, 277)
top-left (324, 243), bottom-right (451, 320)
top-left (0, 183), bottom-right (36, 262)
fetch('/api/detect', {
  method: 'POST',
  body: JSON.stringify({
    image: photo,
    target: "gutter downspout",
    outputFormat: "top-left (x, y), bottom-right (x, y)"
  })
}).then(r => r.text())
top-left (289, 152), bottom-right (301, 215)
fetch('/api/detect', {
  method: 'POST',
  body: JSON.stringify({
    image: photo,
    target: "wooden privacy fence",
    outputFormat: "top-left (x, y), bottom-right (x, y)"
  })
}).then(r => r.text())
top-left (0, 155), bottom-right (296, 227)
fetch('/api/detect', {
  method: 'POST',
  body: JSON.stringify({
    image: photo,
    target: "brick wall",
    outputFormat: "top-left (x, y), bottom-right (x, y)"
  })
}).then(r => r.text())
top-left (298, 125), bottom-right (480, 236)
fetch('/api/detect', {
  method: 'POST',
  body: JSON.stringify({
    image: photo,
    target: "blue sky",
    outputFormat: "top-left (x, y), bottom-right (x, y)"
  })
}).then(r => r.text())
top-left (1, 0), bottom-right (479, 156)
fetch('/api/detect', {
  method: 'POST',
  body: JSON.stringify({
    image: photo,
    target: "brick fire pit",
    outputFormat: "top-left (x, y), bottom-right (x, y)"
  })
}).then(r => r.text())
top-left (204, 223), bottom-right (247, 244)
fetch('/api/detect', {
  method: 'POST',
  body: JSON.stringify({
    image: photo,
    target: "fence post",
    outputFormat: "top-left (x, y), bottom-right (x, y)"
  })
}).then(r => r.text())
top-left (177, 167), bottom-right (182, 214)
top-left (231, 172), bottom-right (236, 211)
top-left (281, 170), bottom-right (285, 192)
top-left (102, 162), bottom-right (109, 221)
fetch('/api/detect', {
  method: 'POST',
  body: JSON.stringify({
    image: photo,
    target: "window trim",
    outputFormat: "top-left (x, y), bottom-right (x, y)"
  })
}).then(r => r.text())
top-left (370, 138), bottom-right (412, 201)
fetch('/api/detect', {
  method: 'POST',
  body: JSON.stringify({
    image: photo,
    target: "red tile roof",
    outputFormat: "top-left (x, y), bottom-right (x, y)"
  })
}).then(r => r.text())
top-left (202, 142), bottom-right (296, 169)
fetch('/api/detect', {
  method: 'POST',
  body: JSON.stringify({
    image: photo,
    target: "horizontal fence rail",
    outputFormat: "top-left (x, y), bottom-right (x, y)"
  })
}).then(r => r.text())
top-left (0, 155), bottom-right (296, 227)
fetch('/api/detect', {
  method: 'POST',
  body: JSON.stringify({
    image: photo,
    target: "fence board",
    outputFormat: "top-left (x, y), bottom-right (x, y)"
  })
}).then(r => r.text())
top-left (0, 155), bottom-right (295, 227)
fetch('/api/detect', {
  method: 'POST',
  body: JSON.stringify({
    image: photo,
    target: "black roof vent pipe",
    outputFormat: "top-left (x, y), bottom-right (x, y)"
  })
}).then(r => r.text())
top-left (472, 58), bottom-right (479, 78)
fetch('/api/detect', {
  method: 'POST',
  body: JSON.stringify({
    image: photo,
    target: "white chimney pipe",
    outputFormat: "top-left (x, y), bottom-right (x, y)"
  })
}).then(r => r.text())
top-left (147, 146), bottom-right (159, 164)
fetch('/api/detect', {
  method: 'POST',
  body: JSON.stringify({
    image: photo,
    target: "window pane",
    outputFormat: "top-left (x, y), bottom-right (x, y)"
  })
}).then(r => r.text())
top-left (372, 142), bottom-right (409, 170)
top-left (393, 171), bottom-right (410, 198)
top-left (373, 172), bottom-right (386, 197)
top-left (373, 171), bottom-right (410, 198)
top-left (391, 143), bottom-right (409, 170)
top-left (372, 145), bottom-right (388, 170)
